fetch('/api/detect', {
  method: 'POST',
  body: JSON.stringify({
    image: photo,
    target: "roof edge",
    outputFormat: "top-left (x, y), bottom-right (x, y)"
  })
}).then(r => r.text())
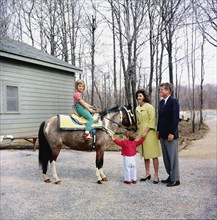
top-left (0, 51), bottom-right (83, 74)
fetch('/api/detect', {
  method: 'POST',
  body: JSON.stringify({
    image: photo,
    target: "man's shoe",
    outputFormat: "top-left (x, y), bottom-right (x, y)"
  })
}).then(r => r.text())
top-left (83, 133), bottom-right (93, 139)
top-left (161, 177), bottom-right (171, 184)
top-left (167, 181), bottom-right (180, 187)
top-left (132, 180), bottom-right (137, 184)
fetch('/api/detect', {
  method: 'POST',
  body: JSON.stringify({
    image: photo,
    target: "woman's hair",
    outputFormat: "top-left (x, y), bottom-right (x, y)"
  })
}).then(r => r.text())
top-left (135, 89), bottom-right (150, 103)
top-left (160, 82), bottom-right (173, 94)
top-left (75, 79), bottom-right (85, 90)
top-left (124, 131), bottom-right (136, 141)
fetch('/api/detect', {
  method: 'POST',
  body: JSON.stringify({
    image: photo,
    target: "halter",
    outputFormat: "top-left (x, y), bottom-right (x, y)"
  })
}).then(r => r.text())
top-left (100, 106), bottom-right (135, 133)
top-left (122, 106), bottom-right (134, 126)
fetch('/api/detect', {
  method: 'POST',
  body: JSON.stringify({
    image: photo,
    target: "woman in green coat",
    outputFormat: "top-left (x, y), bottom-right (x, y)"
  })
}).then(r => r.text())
top-left (135, 89), bottom-right (161, 184)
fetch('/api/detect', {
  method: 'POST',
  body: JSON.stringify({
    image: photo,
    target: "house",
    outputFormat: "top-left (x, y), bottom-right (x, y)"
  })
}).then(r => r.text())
top-left (0, 37), bottom-right (82, 142)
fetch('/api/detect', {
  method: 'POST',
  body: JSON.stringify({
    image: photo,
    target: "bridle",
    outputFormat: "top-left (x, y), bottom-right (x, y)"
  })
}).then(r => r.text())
top-left (99, 106), bottom-right (135, 133)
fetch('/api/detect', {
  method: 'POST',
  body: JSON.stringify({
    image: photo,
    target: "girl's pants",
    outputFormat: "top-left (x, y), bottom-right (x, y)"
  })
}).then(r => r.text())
top-left (123, 156), bottom-right (137, 181)
top-left (76, 103), bottom-right (93, 131)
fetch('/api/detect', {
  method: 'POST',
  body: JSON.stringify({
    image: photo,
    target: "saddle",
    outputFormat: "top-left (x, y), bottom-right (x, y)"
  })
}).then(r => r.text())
top-left (57, 106), bottom-right (103, 131)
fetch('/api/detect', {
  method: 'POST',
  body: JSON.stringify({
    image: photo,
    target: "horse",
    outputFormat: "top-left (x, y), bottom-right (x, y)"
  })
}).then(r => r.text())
top-left (38, 105), bottom-right (136, 184)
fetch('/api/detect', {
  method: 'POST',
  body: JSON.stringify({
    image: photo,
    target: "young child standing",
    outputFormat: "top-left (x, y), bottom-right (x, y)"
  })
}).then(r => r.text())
top-left (73, 80), bottom-right (94, 139)
top-left (112, 131), bottom-right (146, 184)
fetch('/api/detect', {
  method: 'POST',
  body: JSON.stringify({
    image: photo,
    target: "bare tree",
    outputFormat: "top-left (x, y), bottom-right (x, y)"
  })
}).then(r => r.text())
top-left (190, 14), bottom-right (196, 133)
top-left (195, 0), bottom-right (217, 47)
top-left (109, 0), bottom-right (146, 107)
top-left (108, 0), bottom-right (118, 105)
top-left (146, 0), bottom-right (164, 103)
top-left (0, 0), bottom-right (11, 36)
top-left (90, 15), bottom-right (97, 105)
top-left (68, 0), bottom-right (83, 65)
top-left (21, 0), bottom-right (36, 46)
top-left (3, 0), bottom-right (216, 115)
top-left (161, 0), bottom-right (185, 86)
top-left (199, 32), bottom-right (205, 129)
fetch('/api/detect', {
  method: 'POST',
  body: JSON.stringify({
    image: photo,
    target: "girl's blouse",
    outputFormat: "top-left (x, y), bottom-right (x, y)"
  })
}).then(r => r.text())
top-left (73, 91), bottom-right (83, 105)
top-left (113, 136), bottom-right (145, 156)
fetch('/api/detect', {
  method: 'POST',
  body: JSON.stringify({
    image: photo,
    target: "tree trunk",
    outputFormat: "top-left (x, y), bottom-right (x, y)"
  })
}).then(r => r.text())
top-left (110, 1), bottom-right (118, 105)
top-left (199, 33), bottom-right (205, 129)
top-left (91, 16), bottom-right (96, 105)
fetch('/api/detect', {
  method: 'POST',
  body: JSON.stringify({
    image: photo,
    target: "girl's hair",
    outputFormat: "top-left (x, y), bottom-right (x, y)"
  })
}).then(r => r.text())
top-left (75, 79), bottom-right (85, 90)
top-left (135, 89), bottom-right (150, 103)
top-left (124, 131), bottom-right (136, 141)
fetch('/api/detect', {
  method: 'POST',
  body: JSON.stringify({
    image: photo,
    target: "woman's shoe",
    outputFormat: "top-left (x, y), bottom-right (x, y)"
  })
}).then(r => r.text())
top-left (153, 177), bottom-right (159, 184)
top-left (140, 175), bottom-right (151, 181)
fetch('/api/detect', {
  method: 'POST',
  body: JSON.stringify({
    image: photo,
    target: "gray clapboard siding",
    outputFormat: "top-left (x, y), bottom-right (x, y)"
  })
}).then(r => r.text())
top-left (1, 63), bottom-right (75, 137)
top-left (0, 37), bottom-right (81, 139)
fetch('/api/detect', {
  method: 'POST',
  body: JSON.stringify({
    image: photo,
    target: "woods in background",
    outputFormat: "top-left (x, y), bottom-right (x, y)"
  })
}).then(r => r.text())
top-left (1, 0), bottom-right (216, 131)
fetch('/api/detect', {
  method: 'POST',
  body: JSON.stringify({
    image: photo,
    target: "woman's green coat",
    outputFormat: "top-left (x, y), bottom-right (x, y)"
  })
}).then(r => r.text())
top-left (136, 103), bottom-right (161, 159)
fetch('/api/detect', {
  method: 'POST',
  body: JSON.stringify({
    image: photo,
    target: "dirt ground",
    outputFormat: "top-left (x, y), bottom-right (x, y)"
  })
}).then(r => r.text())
top-left (178, 120), bottom-right (209, 150)
top-left (1, 119), bottom-right (216, 220)
top-left (179, 119), bottom-right (217, 159)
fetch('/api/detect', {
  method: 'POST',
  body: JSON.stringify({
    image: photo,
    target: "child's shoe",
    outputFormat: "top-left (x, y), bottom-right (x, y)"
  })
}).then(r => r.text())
top-left (83, 133), bottom-right (93, 139)
top-left (124, 180), bottom-right (132, 184)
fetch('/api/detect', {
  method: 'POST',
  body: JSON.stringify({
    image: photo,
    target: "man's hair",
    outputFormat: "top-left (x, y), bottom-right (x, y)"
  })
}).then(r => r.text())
top-left (160, 82), bottom-right (174, 94)
top-left (124, 131), bottom-right (137, 141)
top-left (75, 79), bottom-right (85, 90)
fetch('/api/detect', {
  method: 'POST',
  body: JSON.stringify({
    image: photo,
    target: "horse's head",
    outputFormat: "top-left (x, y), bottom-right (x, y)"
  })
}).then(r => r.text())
top-left (119, 104), bottom-right (137, 132)
top-left (99, 104), bottom-right (137, 132)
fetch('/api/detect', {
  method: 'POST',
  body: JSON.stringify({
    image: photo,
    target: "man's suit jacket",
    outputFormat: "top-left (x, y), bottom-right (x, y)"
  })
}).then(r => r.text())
top-left (157, 96), bottom-right (180, 140)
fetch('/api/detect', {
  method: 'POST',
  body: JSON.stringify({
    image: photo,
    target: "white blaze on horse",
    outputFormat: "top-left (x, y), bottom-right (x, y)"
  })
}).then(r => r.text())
top-left (38, 105), bottom-right (136, 184)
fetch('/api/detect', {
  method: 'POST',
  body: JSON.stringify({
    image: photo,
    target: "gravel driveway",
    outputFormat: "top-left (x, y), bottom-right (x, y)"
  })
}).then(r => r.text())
top-left (0, 119), bottom-right (216, 220)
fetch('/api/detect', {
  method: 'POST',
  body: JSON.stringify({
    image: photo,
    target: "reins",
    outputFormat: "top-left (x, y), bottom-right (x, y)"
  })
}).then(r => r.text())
top-left (99, 106), bottom-right (135, 134)
top-left (103, 116), bottom-right (126, 129)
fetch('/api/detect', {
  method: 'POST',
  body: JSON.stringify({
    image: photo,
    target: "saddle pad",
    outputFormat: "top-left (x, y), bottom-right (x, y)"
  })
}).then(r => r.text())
top-left (57, 114), bottom-right (103, 131)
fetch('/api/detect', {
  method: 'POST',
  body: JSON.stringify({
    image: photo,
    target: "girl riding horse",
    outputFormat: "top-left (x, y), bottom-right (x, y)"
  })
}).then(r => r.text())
top-left (38, 105), bottom-right (136, 184)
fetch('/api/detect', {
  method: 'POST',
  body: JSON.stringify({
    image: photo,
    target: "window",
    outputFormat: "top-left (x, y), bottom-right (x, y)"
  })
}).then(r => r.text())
top-left (5, 85), bottom-right (19, 112)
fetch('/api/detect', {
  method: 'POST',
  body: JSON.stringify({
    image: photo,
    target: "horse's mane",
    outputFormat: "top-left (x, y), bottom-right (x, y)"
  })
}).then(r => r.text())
top-left (99, 105), bottom-right (119, 117)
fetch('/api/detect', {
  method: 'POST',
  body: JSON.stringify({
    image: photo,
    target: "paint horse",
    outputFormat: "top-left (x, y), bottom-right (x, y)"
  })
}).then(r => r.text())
top-left (38, 105), bottom-right (136, 184)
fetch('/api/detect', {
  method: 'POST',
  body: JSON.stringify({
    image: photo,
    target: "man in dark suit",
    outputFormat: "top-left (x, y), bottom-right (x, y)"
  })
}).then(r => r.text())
top-left (157, 82), bottom-right (180, 187)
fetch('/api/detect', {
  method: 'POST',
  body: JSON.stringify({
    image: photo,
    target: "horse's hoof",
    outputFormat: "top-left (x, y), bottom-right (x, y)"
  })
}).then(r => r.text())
top-left (97, 180), bottom-right (102, 184)
top-left (102, 177), bottom-right (108, 182)
top-left (55, 180), bottom-right (61, 185)
top-left (44, 179), bottom-right (51, 183)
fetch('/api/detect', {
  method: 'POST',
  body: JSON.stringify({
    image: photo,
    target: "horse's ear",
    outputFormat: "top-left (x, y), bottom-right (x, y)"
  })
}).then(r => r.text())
top-left (127, 103), bottom-right (132, 110)
top-left (99, 110), bottom-right (107, 117)
top-left (100, 115), bottom-right (104, 121)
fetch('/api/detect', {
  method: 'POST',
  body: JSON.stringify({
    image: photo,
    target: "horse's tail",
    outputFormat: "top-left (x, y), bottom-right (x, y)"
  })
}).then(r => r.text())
top-left (38, 121), bottom-right (52, 174)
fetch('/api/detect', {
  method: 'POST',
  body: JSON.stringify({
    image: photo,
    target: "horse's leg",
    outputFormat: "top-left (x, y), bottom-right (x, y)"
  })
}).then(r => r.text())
top-left (51, 160), bottom-right (61, 184)
top-left (43, 174), bottom-right (51, 183)
top-left (50, 148), bottom-right (61, 184)
top-left (42, 166), bottom-right (51, 183)
top-left (99, 168), bottom-right (108, 181)
top-left (96, 146), bottom-right (108, 184)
